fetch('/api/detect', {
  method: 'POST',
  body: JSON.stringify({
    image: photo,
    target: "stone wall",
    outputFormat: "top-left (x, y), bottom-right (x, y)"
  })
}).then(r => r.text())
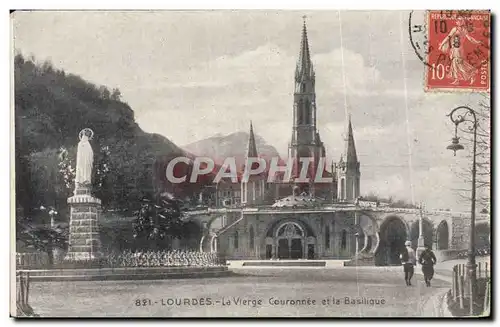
top-left (201, 207), bottom-right (490, 262)
top-left (451, 215), bottom-right (470, 250)
top-left (218, 212), bottom-right (357, 260)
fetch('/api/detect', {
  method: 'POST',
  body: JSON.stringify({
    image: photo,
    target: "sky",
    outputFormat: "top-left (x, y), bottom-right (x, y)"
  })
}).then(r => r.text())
top-left (12, 10), bottom-right (490, 211)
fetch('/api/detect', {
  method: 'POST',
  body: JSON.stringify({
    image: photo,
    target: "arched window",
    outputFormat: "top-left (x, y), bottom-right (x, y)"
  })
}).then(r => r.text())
top-left (341, 230), bottom-right (347, 250)
top-left (325, 225), bottom-right (330, 249)
top-left (341, 178), bottom-right (346, 200)
top-left (234, 231), bottom-right (239, 249)
top-left (277, 223), bottom-right (304, 238)
top-left (297, 100), bottom-right (304, 124)
top-left (249, 226), bottom-right (255, 250)
top-left (356, 177), bottom-right (360, 198)
top-left (305, 99), bottom-right (311, 125)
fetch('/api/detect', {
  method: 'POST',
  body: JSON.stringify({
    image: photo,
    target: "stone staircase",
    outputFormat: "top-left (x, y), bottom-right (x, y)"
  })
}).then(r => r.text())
top-left (215, 215), bottom-right (244, 237)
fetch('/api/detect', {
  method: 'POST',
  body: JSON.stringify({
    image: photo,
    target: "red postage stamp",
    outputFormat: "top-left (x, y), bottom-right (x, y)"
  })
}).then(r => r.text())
top-left (425, 10), bottom-right (490, 92)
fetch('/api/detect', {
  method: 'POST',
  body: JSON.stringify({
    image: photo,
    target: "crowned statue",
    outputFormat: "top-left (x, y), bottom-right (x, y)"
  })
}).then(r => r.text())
top-left (66, 128), bottom-right (101, 262)
top-left (75, 128), bottom-right (94, 191)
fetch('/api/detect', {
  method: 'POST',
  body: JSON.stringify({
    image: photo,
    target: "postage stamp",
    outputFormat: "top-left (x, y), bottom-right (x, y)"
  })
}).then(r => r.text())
top-left (11, 10), bottom-right (491, 319)
top-left (424, 10), bottom-right (491, 92)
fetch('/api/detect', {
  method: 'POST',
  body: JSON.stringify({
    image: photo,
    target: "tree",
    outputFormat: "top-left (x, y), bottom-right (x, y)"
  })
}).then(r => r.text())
top-left (360, 193), bottom-right (392, 204)
top-left (359, 193), bottom-right (418, 209)
top-left (92, 145), bottom-right (112, 210)
top-left (41, 60), bottom-right (54, 74)
top-left (27, 149), bottom-right (66, 212)
top-left (58, 146), bottom-right (75, 197)
top-left (16, 207), bottom-right (68, 267)
top-left (132, 193), bottom-right (185, 250)
top-left (99, 85), bottom-right (111, 100)
top-left (14, 52), bottom-right (191, 218)
top-left (111, 88), bottom-right (122, 101)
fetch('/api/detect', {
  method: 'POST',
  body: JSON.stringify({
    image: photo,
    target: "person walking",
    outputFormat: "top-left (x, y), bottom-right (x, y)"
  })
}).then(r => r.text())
top-left (400, 241), bottom-right (416, 286)
top-left (419, 245), bottom-right (437, 287)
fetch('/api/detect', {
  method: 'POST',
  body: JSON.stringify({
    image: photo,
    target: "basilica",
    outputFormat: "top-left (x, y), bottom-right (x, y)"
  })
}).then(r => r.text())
top-left (189, 21), bottom-right (367, 261)
top-left (210, 20), bottom-right (361, 208)
top-left (154, 21), bottom-right (475, 266)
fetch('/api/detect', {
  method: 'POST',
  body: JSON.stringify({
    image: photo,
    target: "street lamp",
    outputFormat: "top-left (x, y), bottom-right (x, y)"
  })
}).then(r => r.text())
top-left (49, 209), bottom-right (58, 228)
top-left (446, 105), bottom-right (478, 316)
top-left (354, 197), bottom-right (361, 258)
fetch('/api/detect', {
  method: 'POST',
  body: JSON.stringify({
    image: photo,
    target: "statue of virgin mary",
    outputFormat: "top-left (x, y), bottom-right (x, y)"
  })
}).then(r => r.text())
top-left (75, 128), bottom-right (94, 188)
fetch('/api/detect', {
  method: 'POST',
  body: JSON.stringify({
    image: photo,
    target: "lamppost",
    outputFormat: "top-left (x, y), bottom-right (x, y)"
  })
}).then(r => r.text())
top-left (49, 209), bottom-right (58, 229)
top-left (446, 105), bottom-right (478, 316)
top-left (416, 202), bottom-right (425, 263)
top-left (40, 206), bottom-right (58, 267)
top-left (339, 159), bottom-right (346, 202)
top-left (354, 197), bottom-right (361, 258)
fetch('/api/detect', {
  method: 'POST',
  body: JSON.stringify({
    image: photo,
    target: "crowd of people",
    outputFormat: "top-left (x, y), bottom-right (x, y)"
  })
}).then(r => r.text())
top-left (106, 249), bottom-right (225, 268)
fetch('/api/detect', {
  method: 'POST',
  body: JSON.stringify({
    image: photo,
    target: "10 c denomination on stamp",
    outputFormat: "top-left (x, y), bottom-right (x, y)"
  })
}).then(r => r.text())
top-left (425, 10), bottom-right (490, 92)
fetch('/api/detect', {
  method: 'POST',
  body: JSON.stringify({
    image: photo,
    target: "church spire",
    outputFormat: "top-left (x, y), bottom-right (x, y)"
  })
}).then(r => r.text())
top-left (290, 17), bottom-right (322, 186)
top-left (246, 121), bottom-right (258, 159)
top-left (296, 16), bottom-right (314, 80)
top-left (337, 116), bottom-right (361, 203)
top-left (345, 115), bottom-right (358, 163)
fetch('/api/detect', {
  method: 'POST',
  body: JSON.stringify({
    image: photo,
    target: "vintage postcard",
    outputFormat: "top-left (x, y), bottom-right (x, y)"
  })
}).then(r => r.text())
top-left (11, 10), bottom-right (491, 318)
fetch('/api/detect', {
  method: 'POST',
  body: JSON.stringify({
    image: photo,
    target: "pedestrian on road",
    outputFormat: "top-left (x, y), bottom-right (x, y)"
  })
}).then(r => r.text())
top-left (400, 241), bottom-right (416, 286)
top-left (419, 245), bottom-right (437, 287)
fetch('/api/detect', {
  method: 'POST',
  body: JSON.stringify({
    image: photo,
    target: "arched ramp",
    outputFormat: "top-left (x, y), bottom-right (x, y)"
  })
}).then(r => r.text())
top-left (375, 216), bottom-right (408, 266)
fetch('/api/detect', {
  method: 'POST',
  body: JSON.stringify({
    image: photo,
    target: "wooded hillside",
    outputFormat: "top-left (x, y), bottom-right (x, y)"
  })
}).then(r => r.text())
top-left (14, 53), bottom-right (185, 220)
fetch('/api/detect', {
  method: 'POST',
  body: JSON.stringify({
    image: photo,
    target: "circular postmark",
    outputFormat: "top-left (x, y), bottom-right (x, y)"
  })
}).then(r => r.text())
top-left (408, 10), bottom-right (432, 68)
top-left (409, 10), bottom-right (490, 69)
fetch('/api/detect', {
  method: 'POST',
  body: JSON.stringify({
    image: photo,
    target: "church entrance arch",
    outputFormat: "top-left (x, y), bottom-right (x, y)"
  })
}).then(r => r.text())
top-left (263, 219), bottom-right (316, 260)
top-left (375, 216), bottom-right (408, 266)
top-left (275, 222), bottom-right (305, 259)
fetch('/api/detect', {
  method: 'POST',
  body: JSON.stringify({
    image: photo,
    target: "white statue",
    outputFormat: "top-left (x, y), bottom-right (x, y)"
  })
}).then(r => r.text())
top-left (75, 128), bottom-right (94, 189)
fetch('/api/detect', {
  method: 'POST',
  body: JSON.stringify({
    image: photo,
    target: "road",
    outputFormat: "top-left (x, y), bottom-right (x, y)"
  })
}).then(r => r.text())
top-left (27, 267), bottom-right (450, 317)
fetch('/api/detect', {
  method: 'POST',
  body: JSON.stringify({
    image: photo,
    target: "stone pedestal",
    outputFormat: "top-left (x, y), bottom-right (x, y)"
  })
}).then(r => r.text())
top-left (65, 187), bottom-right (102, 261)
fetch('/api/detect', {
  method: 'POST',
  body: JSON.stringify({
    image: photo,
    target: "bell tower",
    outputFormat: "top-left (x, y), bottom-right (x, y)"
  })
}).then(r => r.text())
top-left (241, 121), bottom-right (265, 205)
top-left (337, 116), bottom-right (360, 202)
top-left (288, 17), bottom-right (325, 190)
